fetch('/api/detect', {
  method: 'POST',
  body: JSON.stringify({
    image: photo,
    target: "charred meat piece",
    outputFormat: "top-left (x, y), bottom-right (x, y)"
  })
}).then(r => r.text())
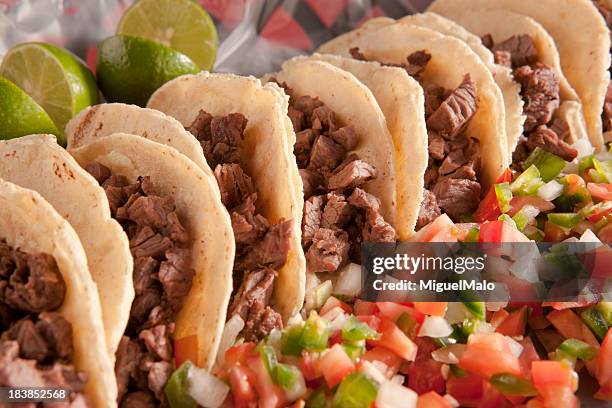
top-left (427, 74), bottom-right (478, 139)
top-left (514, 63), bottom-right (560, 132)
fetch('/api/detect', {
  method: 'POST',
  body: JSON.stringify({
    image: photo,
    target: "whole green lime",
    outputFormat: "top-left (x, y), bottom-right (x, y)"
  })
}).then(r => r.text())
top-left (97, 34), bottom-right (200, 106)
top-left (0, 76), bottom-right (60, 140)
top-left (0, 42), bottom-right (98, 138)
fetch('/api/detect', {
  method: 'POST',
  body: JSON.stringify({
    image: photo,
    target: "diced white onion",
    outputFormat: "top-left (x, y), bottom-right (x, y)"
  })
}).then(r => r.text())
top-left (572, 138), bottom-right (594, 159)
top-left (215, 314), bottom-right (245, 367)
top-left (431, 344), bottom-right (467, 364)
top-left (375, 381), bottom-right (418, 408)
top-left (187, 365), bottom-right (230, 408)
top-left (444, 394), bottom-right (460, 408)
top-left (579, 229), bottom-right (603, 244)
top-left (538, 180), bottom-right (564, 201)
top-left (326, 309), bottom-right (348, 333)
top-left (391, 374), bottom-right (405, 385)
top-left (360, 361), bottom-right (387, 385)
top-left (473, 322), bottom-right (495, 334)
top-left (506, 336), bottom-right (524, 358)
top-left (285, 369), bottom-right (307, 403)
top-left (440, 364), bottom-right (450, 380)
top-left (445, 302), bottom-right (472, 324)
top-left (418, 316), bottom-right (453, 338)
top-left (305, 280), bottom-right (332, 313)
top-left (334, 263), bottom-right (362, 297)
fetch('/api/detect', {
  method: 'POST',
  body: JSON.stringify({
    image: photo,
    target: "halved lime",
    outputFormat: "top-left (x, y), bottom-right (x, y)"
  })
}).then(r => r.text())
top-left (97, 35), bottom-right (199, 106)
top-left (0, 43), bottom-right (98, 137)
top-left (117, 0), bottom-right (217, 70)
top-left (0, 76), bottom-right (60, 140)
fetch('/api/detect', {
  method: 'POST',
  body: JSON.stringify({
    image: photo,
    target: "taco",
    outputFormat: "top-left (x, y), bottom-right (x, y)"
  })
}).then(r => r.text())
top-left (408, 9), bottom-right (589, 171)
top-left (0, 134), bottom-right (133, 355)
top-left (69, 134), bottom-right (235, 406)
top-left (0, 179), bottom-right (117, 407)
top-left (429, 0), bottom-right (610, 149)
top-left (319, 23), bottom-right (509, 230)
top-left (298, 53), bottom-right (428, 237)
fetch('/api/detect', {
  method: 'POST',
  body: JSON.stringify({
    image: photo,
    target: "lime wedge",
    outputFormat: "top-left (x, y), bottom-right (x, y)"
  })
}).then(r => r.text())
top-left (0, 76), bottom-right (60, 140)
top-left (0, 43), bottom-right (98, 137)
top-left (117, 0), bottom-right (217, 70)
top-left (97, 35), bottom-right (199, 106)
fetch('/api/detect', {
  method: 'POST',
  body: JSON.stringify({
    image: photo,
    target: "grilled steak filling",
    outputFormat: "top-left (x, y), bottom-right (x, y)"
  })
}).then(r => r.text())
top-left (0, 240), bottom-right (89, 406)
top-left (592, 0), bottom-right (612, 134)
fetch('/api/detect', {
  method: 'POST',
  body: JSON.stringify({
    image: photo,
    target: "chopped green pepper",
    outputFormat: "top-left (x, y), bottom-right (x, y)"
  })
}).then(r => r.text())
top-left (259, 345), bottom-right (278, 378)
top-left (580, 307), bottom-right (609, 341)
top-left (490, 373), bottom-right (538, 397)
top-left (274, 363), bottom-right (302, 390)
top-left (308, 389), bottom-right (332, 408)
top-left (495, 182), bottom-right (513, 212)
top-left (460, 318), bottom-right (487, 337)
top-left (511, 165), bottom-right (543, 195)
top-left (433, 336), bottom-right (457, 348)
top-left (396, 312), bottom-right (419, 338)
top-left (332, 373), bottom-right (378, 408)
top-left (557, 339), bottom-right (598, 361)
top-left (165, 362), bottom-right (196, 408)
top-left (461, 301), bottom-right (486, 321)
top-left (499, 213), bottom-right (518, 229)
top-left (578, 155), bottom-right (595, 175)
top-left (343, 342), bottom-right (365, 362)
top-left (547, 213), bottom-right (583, 230)
top-left (523, 148), bottom-right (567, 182)
top-left (593, 158), bottom-right (612, 183)
top-left (342, 316), bottom-right (380, 342)
top-left (512, 209), bottom-right (530, 231)
top-left (450, 364), bottom-right (468, 378)
top-left (463, 227), bottom-right (480, 243)
top-left (281, 324), bottom-right (305, 357)
top-left (596, 302), bottom-right (612, 325)
top-left (300, 312), bottom-right (330, 352)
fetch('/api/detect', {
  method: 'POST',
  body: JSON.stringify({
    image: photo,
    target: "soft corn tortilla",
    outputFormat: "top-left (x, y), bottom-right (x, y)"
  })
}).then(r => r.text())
top-left (147, 72), bottom-right (307, 321)
top-left (303, 53), bottom-right (427, 238)
top-left (429, 0), bottom-right (610, 149)
top-left (0, 179), bottom-right (117, 408)
top-left (69, 134), bottom-right (235, 371)
top-left (0, 134), bottom-right (133, 355)
top-left (319, 23), bottom-right (509, 189)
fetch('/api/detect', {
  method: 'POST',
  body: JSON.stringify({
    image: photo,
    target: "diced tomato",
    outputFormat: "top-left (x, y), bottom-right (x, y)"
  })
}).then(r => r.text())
top-left (508, 195), bottom-right (555, 216)
top-left (474, 170), bottom-right (512, 222)
top-left (406, 338), bottom-right (445, 395)
top-left (542, 301), bottom-right (595, 310)
top-left (479, 380), bottom-right (506, 408)
top-left (544, 221), bottom-right (571, 242)
top-left (410, 214), bottom-right (457, 242)
top-left (300, 351), bottom-right (321, 381)
top-left (229, 365), bottom-right (258, 408)
top-left (596, 328), bottom-right (612, 400)
top-left (588, 205), bottom-right (612, 223)
top-left (377, 319), bottom-right (418, 361)
top-left (356, 315), bottom-right (381, 332)
top-left (317, 343), bottom-right (355, 388)
top-left (362, 346), bottom-right (402, 378)
top-left (547, 309), bottom-right (600, 374)
top-left (490, 309), bottom-right (510, 328)
top-left (539, 386), bottom-right (579, 408)
top-left (478, 220), bottom-right (504, 242)
top-left (532, 361), bottom-right (577, 392)
top-left (320, 296), bottom-right (351, 316)
top-left (598, 223), bottom-right (612, 244)
top-left (496, 306), bottom-right (529, 337)
top-left (414, 302), bottom-right (447, 316)
top-left (174, 334), bottom-right (199, 368)
top-left (447, 373), bottom-right (485, 407)
top-left (459, 333), bottom-right (521, 378)
top-left (246, 355), bottom-right (285, 408)
top-left (354, 300), bottom-right (378, 316)
top-left (376, 302), bottom-right (424, 323)
top-left (518, 337), bottom-right (540, 378)
top-left (588, 182), bottom-right (612, 201)
top-left (565, 174), bottom-right (586, 195)
top-left (417, 391), bottom-right (452, 408)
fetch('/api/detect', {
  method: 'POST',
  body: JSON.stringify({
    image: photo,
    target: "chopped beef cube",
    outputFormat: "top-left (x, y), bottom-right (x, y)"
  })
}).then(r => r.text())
top-left (121, 194), bottom-right (174, 230)
top-left (302, 195), bottom-right (325, 247)
top-left (348, 188), bottom-right (381, 211)
top-left (311, 105), bottom-right (337, 132)
top-left (129, 226), bottom-right (173, 259)
top-left (299, 169), bottom-right (324, 199)
top-left (432, 178), bottom-right (481, 221)
top-left (7, 317), bottom-right (49, 362)
top-left (294, 96), bottom-right (324, 120)
top-left (214, 163), bottom-right (257, 209)
top-left (363, 208), bottom-right (396, 243)
top-left (428, 131), bottom-right (447, 160)
top-left (159, 248), bottom-right (194, 312)
top-left (321, 192), bottom-right (354, 229)
top-left (0, 341), bottom-right (46, 387)
top-left (237, 220), bottom-right (293, 271)
top-left (186, 110), bottom-right (213, 142)
top-left (512, 138), bottom-right (532, 170)
top-left (35, 312), bottom-right (74, 360)
top-left (306, 228), bottom-right (350, 273)
top-left (515, 63), bottom-right (560, 132)
top-left (308, 135), bottom-right (345, 171)
top-left (295, 129), bottom-right (319, 167)
top-left (329, 126), bottom-right (358, 150)
top-left (527, 125), bottom-right (578, 162)
top-left (2, 248), bottom-right (65, 314)
top-left (115, 336), bottom-right (143, 400)
top-left (327, 159), bottom-right (376, 190)
top-left (241, 300), bottom-right (283, 343)
top-left (438, 148), bottom-right (468, 176)
top-left (405, 50), bottom-right (432, 78)
top-left (229, 268), bottom-right (276, 322)
top-left (424, 84), bottom-right (447, 118)
top-left (133, 257), bottom-right (158, 295)
top-left (41, 362), bottom-right (88, 394)
top-left (208, 113), bottom-right (248, 167)
top-left (448, 164), bottom-right (477, 181)
top-left (427, 74), bottom-right (478, 139)
top-left (144, 360), bottom-right (172, 402)
top-left (494, 50), bottom-right (512, 68)
top-left (231, 195), bottom-right (269, 248)
top-left (549, 116), bottom-right (571, 142)
top-left (416, 190), bottom-right (441, 230)
top-left (139, 324), bottom-right (173, 362)
top-left (84, 162), bottom-right (111, 184)
top-left (491, 34), bottom-right (539, 67)
top-left (129, 287), bottom-right (162, 329)
top-left (424, 166), bottom-right (439, 189)
top-left (288, 106), bottom-right (305, 132)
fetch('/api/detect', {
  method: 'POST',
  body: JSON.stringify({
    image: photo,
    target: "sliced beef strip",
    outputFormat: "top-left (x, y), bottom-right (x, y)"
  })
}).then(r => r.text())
top-left (321, 192), bottom-right (355, 229)
top-left (295, 129), bottom-right (319, 167)
top-left (526, 125), bottom-right (578, 162)
top-left (490, 34), bottom-right (539, 68)
top-left (308, 135), bottom-right (346, 172)
top-left (187, 111), bottom-right (291, 343)
top-left (302, 195), bottom-right (325, 247)
top-left (416, 190), bottom-right (442, 230)
top-left (427, 74), bottom-right (478, 140)
top-left (327, 158), bottom-right (376, 191)
top-left (86, 164), bottom-right (194, 406)
top-left (514, 63), bottom-right (560, 132)
top-left (424, 85), bottom-right (448, 118)
top-left (432, 178), bottom-right (481, 220)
